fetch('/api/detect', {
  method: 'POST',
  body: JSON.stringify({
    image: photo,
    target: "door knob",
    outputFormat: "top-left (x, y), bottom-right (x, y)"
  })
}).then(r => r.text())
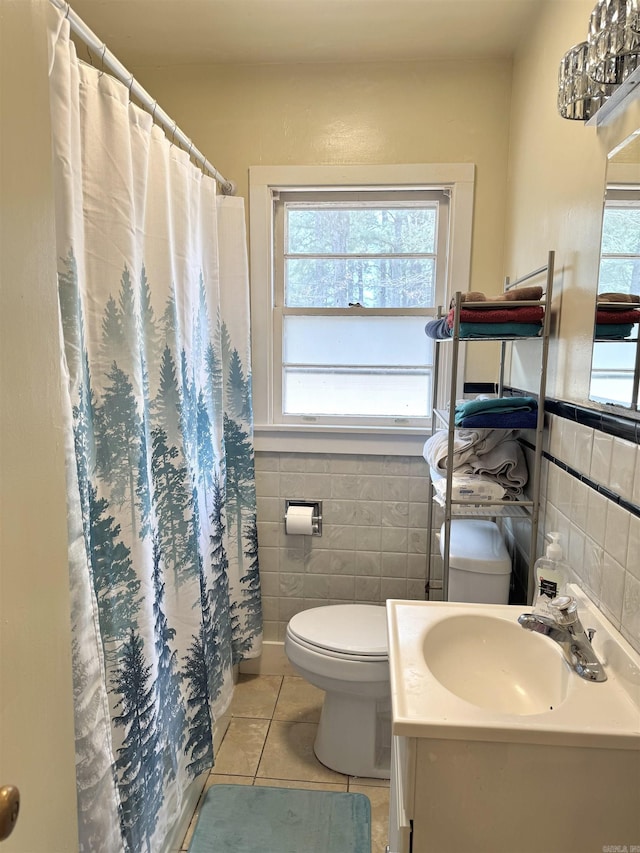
top-left (0, 786), bottom-right (20, 841)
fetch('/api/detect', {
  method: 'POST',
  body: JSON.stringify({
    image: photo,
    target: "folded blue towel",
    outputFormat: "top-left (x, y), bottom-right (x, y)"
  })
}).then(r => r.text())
top-left (458, 410), bottom-right (539, 429)
top-left (455, 395), bottom-right (537, 421)
top-left (424, 318), bottom-right (452, 340)
top-left (459, 322), bottom-right (542, 338)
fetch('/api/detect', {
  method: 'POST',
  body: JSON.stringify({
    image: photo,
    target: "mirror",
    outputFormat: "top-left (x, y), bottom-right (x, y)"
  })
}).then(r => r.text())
top-left (589, 128), bottom-right (640, 410)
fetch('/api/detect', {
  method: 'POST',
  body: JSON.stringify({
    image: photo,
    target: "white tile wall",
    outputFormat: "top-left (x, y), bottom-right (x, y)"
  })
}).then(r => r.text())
top-left (255, 451), bottom-right (440, 640)
top-left (542, 414), bottom-right (640, 654)
top-left (254, 414), bottom-right (640, 655)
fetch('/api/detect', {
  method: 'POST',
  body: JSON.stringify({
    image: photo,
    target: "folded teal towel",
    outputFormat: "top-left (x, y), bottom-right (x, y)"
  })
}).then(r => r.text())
top-left (459, 322), bottom-right (542, 338)
top-left (459, 410), bottom-right (538, 429)
top-left (595, 323), bottom-right (634, 339)
top-left (455, 396), bottom-right (537, 425)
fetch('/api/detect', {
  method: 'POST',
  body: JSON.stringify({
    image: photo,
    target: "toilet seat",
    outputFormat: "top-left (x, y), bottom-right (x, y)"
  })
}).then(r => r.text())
top-left (287, 604), bottom-right (388, 661)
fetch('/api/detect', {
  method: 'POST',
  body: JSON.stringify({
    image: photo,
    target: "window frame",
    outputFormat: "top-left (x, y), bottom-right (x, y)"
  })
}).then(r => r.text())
top-left (249, 164), bottom-right (475, 455)
top-left (590, 182), bottom-right (640, 408)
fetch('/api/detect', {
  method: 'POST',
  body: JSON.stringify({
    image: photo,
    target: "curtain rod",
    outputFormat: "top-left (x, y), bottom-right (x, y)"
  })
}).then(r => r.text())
top-left (49, 0), bottom-right (236, 195)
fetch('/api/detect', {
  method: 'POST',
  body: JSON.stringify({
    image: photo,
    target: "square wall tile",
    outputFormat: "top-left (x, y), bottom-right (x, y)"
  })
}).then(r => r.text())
top-left (582, 539), bottom-right (603, 601)
top-left (621, 572), bottom-right (640, 650)
top-left (355, 576), bottom-right (381, 600)
top-left (609, 438), bottom-right (637, 504)
top-left (586, 488), bottom-right (608, 550)
top-left (381, 502), bottom-right (409, 527)
top-left (572, 423), bottom-right (594, 476)
top-left (627, 513), bottom-right (640, 582)
top-left (633, 445), bottom-right (640, 506)
top-left (255, 451), bottom-right (280, 472)
top-left (589, 431), bottom-right (614, 487)
top-left (599, 552), bottom-right (626, 627)
top-left (604, 501), bottom-right (630, 568)
top-left (383, 477), bottom-right (410, 502)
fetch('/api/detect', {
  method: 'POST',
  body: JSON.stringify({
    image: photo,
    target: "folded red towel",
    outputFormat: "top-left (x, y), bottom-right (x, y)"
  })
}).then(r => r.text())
top-left (596, 308), bottom-right (640, 324)
top-left (447, 305), bottom-right (544, 328)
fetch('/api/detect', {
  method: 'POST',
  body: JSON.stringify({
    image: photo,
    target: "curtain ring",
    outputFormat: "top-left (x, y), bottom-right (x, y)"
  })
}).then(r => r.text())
top-left (171, 122), bottom-right (177, 146)
top-left (187, 142), bottom-right (193, 160)
top-left (151, 101), bottom-right (158, 122)
top-left (65, 3), bottom-right (71, 18)
top-left (98, 44), bottom-right (106, 76)
top-left (128, 74), bottom-right (134, 101)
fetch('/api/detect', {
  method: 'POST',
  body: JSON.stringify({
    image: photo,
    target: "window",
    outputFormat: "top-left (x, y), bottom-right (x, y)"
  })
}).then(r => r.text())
top-left (275, 189), bottom-right (448, 425)
top-left (249, 165), bottom-right (475, 453)
top-left (589, 188), bottom-right (640, 407)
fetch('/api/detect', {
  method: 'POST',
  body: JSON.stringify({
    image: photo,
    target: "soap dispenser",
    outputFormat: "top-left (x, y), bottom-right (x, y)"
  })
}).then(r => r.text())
top-left (532, 532), bottom-right (570, 617)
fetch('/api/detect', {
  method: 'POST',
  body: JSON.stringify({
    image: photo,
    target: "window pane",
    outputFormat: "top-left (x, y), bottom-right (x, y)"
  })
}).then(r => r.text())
top-left (285, 257), bottom-right (435, 307)
top-left (598, 257), bottom-right (640, 295)
top-left (283, 316), bottom-right (432, 367)
top-left (283, 369), bottom-right (430, 418)
top-left (589, 341), bottom-right (636, 407)
top-left (601, 208), bottom-right (640, 255)
top-left (287, 207), bottom-right (436, 255)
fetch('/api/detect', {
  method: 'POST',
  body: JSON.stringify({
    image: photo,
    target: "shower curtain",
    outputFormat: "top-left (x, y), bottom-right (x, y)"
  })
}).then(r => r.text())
top-left (47, 7), bottom-right (262, 852)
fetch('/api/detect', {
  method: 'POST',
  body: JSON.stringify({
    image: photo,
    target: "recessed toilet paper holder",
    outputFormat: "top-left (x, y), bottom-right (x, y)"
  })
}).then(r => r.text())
top-left (284, 500), bottom-right (323, 536)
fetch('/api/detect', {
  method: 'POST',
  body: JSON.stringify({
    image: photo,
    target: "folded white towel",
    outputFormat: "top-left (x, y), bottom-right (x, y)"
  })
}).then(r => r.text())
top-left (423, 429), bottom-right (527, 498)
top-left (423, 428), bottom-right (517, 475)
top-left (469, 440), bottom-right (528, 491)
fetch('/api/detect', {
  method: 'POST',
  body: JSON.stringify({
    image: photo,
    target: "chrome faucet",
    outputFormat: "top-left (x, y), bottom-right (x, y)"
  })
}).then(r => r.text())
top-left (518, 595), bottom-right (607, 683)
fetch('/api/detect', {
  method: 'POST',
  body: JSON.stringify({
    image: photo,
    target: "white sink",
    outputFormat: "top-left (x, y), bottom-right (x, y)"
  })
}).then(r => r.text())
top-left (387, 586), bottom-right (640, 748)
top-left (422, 612), bottom-right (569, 715)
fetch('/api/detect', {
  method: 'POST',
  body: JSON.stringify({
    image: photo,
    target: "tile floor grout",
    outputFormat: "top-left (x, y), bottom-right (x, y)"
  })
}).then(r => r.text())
top-left (180, 673), bottom-right (390, 852)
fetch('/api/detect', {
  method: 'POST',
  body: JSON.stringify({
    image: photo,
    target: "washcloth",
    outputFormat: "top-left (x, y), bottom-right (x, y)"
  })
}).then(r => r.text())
top-left (458, 410), bottom-right (539, 429)
top-left (598, 292), bottom-right (640, 303)
top-left (595, 308), bottom-right (640, 324)
top-left (423, 428), bottom-right (518, 476)
top-left (424, 317), bottom-right (452, 340)
top-left (450, 285), bottom-right (543, 305)
top-left (447, 306), bottom-right (545, 326)
top-left (458, 322), bottom-right (543, 338)
top-left (454, 396), bottom-right (537, 425)
top-left (496, 284), bottom-right (543, 302)
top-left (594, 323), bottom-right (635, 339)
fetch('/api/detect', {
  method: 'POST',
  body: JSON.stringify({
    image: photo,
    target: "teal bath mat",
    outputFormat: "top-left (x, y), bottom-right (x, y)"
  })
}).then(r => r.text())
top-left (187, 784), bottom-right (371, 853)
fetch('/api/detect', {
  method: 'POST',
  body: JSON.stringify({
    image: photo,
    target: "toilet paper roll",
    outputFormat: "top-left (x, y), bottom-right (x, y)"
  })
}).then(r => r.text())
top-left (285, 504), bottom-right (315, 535)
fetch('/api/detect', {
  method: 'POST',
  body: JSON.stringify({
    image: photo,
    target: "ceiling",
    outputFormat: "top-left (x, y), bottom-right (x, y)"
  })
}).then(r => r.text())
top-left (68, 0), bottom-right (543, 67)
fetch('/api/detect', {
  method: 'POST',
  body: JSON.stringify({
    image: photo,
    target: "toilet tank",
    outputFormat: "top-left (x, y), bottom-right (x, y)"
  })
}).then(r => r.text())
top-left (439, 519), bottom-right (512, 604)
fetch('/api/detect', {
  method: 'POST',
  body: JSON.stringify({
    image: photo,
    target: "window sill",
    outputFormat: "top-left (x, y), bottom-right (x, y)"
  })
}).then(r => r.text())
top-left (253, 424), bottom-right (430, 456)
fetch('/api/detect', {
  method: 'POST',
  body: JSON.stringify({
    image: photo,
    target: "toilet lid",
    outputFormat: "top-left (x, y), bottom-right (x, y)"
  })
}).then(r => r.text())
top-left (288, 605), bottom-right (388, 657)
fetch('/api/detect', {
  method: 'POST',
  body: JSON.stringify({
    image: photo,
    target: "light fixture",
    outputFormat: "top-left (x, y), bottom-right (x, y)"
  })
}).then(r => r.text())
top-left (557, 0), bottom-right (639, 120)
top-left (557, 42), bottom-right (611, 120)
top-left (587, 0), bottom-right (640, 84)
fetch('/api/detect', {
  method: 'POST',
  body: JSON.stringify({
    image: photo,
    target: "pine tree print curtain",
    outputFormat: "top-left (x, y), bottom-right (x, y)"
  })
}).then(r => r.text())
top-left (48, 8), bottom-right (262, 852)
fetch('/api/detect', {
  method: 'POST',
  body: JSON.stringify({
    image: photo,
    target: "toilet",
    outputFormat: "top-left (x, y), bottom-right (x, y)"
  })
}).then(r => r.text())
top-left (285, 529), bottom-right (511, 780)
top-left (284, 604), bottom-right (391, 779)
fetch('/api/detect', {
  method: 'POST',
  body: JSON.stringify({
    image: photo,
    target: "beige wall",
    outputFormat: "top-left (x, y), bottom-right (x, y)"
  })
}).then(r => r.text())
top-left (136, 58), bottom-right (513, 309)
top-left (0, 1), bottom-right (79, 850)
top-left (135, 3), bottom-right (640, 407)
top-left (505, 0), bottom-right (613, 403)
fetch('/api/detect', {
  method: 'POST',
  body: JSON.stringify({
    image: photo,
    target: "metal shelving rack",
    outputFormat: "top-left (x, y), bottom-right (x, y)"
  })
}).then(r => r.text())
top-left (425, 251), bottom-right (554, 604)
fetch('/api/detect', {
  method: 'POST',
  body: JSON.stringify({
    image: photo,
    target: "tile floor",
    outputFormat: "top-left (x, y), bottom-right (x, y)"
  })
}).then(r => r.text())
top-left (180, 674), bottom-right (390, 852)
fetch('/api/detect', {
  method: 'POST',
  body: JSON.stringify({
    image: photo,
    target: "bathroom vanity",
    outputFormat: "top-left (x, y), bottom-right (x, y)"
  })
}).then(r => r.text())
top-left (386, 591), bottom-right (640, 853)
